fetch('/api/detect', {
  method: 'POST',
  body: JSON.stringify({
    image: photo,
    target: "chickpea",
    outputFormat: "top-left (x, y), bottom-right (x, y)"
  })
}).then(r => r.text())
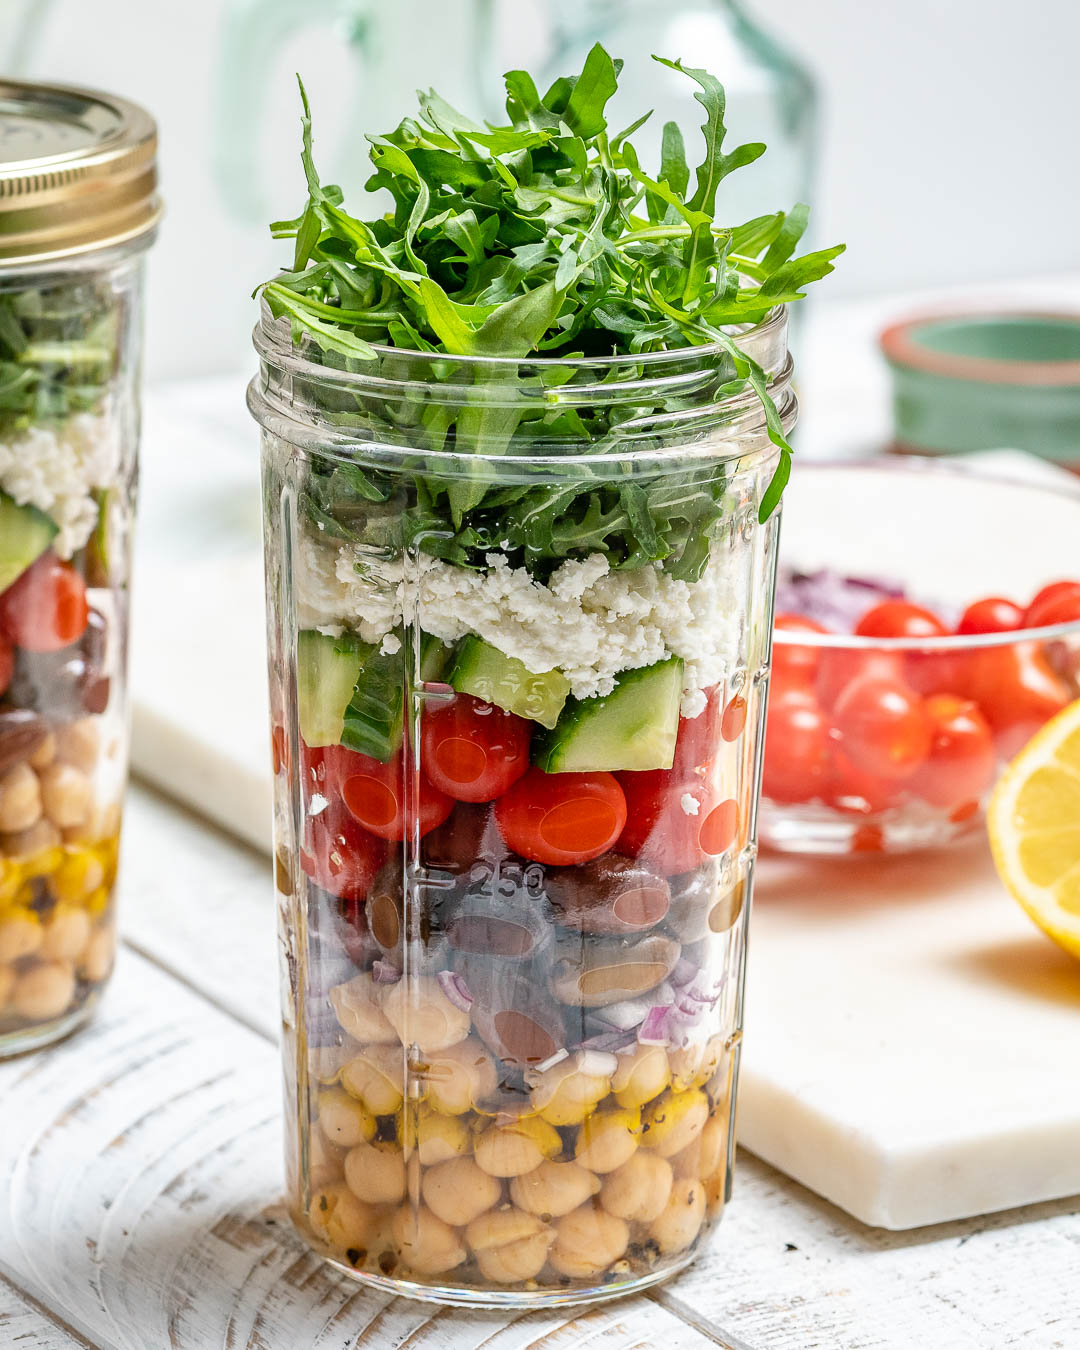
top-left (0, 963), bottom-right (14, 1008)
top-left (0, 909), bottom-right (42, 962)
top-left (529, 1052), bottom-right (611, 1126)
top-left (344, 1140), bottom-right (407, 1206)
top-left (50, 849), bottom-right (105, 905)
top-left (341, 1043), bottom-right (405, 1115)
top-left (55, 719), bottom-right (101, 774)
top-left (474, 1115), bottom-right (562, 1178)
top-left (465, 1206), bottom-right (553, 1284)
top-left (391, 1204), bottom-right (467, 1276)
top-left (329, 973), bottom-right (398, 1044)
top-left (704, 1168), bottom-right (727, 1216)
top-left (309, 1042), bottom-right (356, 1084)
top-left (611, 1043), bottom-right (671, 1110)
top-left (28, 732), bottom-right (57, 771)
top-left (310, 1182), bottom-right (376, 1251)
top-left (672, 1113), bottom-right (727, 1182)
top-left (380, 976), bottom-right (470, 1053)
top-left (423, 1037), bottom-right (497, 1115)
top-left (549, 1204), bottom-right (629, 1279)
top-left (574, 1107), bottom-right (641, 1174)
top-left (2, 818), bottom-right (61, 860)
top-left (317, 1087), bottom-right (377, 1149)
top-left (39, 763), bottom-right (92, 830)
top-left (641, 1090), bottom-right (708, 1158)
top-left (0, 763), bottom-right (42, 834)
top-left (599, 1151), bottom-right (673, 1223)
top-left (510, 1160), bottom-right (600, 1219)
top-left (12, 961), bottom-right (76, 1021)
top-left (309, 1127), bottom-right (345, 1189)
top-left (669, 1038), bottom-right (724, 1091)
top-left (40, 905), bottom-right (92, 962)
top-left (422, 1156), bottom-right (501, 1227)
top-left (648, 1179), bottom-right (706, 1255)
top-left (78, 924), bottom-right (116, 983)
top-left (415, 1107), bottom-right (471, 1166)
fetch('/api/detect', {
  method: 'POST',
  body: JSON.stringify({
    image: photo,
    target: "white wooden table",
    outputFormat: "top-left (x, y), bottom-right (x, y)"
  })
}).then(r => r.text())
top-left (1, 784), bottom-right (1076, 1349)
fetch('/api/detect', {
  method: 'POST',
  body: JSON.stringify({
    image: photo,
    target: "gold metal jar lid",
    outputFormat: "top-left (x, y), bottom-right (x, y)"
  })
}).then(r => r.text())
top-left (0, 79), bottom-right (160, 265)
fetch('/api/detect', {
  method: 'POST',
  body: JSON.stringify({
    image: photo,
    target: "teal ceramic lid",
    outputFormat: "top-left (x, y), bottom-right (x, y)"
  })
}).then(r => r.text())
top-left (880, 312), bottom-right (1080, 466)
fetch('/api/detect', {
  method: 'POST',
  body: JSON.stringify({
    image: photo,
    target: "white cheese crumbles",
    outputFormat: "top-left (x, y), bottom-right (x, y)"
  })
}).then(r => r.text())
top-left (0, 412), bottom-right (120, 559)
top-left (297, 534), bottom-right (743, 715)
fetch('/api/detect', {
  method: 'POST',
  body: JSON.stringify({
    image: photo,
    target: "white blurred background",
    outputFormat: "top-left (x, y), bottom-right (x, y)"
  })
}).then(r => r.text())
top-left (6, 0), bottom-right (1079, 382)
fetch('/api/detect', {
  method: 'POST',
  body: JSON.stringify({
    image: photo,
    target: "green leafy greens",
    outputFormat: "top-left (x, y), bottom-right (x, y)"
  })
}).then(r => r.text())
top-left (261, 46), bottom-right (842, 572)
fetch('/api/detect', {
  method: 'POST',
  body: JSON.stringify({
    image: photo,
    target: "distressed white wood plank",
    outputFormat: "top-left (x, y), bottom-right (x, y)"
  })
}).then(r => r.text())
top-left (0, 1274), bottom-right (101, 1349)
top-left (0, 950), bottom-right (722, 1350)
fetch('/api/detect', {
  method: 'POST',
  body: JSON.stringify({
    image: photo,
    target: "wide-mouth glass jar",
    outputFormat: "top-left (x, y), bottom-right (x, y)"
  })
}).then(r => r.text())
top-left (0, 81), bottom-right (159, 1054)
top-left (249, 303), bottom-right (793, 1305)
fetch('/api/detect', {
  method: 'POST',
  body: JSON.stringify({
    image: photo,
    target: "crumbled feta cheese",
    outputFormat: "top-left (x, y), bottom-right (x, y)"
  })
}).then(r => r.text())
top-left (379, 632), bottom-right (402, 656)
top-left (680, 793), bottom-right (701, 817)
top-left (0, 412), bottom-right (120, 558)
top-left (295, 539), bottom-right (742, 708)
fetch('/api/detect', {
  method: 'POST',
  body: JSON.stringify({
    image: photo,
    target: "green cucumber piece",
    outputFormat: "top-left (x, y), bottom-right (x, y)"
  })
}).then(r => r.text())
top-left (297, 630), bottom-right (373, 748)
top-left (449, 635), bottom-right (570, 730)
top-left (0, 492), bottom-right (57, 592)
top-left (533, 657), bottom-right (685, 773)
top-left (342, 643), bottom-right (405, 762)
top-left (418, 633), bottom-right (454, 683)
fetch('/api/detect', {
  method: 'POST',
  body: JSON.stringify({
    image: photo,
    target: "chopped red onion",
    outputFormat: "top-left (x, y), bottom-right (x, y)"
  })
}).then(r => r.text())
top-left (436, 970), bottom-right (474, 1011)
top-left (580, 1028), bottom-right (639, 1054)
top-left (670, 957), bottom-right (699, 988)
top-left (530, 1047), bottom-right (570, 1077)
top-left (775, 567), bottom-right (907, 633)
top-left (592, 999), bottom-right (652, 1031)
top-left (371, 959), bottom-right (402, 985)
top-left (638, 1005), bottom-right (672, 1046)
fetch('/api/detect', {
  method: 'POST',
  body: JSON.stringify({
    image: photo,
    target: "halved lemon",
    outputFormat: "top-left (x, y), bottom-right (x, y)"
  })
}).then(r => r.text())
top-left (988, 698), bottom-right (1080, 959)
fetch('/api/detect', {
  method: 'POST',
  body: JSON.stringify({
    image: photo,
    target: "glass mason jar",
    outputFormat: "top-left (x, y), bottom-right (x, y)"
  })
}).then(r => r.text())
top-left (250, 303), bottom-right (793, 1305)
top-left (0, 82), bottom-right (159, 1054)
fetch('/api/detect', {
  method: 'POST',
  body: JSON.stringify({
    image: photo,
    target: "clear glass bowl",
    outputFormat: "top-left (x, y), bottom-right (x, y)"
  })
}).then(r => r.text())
top-left (760, 460), bottom-right (1080, 855)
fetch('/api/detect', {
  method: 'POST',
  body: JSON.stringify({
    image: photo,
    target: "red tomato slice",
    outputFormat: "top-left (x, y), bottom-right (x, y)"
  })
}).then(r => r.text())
top-left (833, 675), bottom-right (931, 781)
top-left (300, 804), bottom-right (386, 902)
top-left (762, 688), bottom-right (831, 805)
top-left (956, 597), bottom-right (1025, 636)
top-left (495, 768), bottom-right (626, 866)
top-left (908, 694), bottom-right (997, 810)
top-left (340, 748), bottom-right (454, 842)
top-left (855, 601), bottom-right (949, 640)
top-left (0, 632), bottom-right (12, 698)
top-left (960, 642), bottom-right (1071, 759)
top-left (420, 694), bottom-right (530, 802)
top-left (772, 614), bottom-right (829, 688)
top-left (0, 552), bottom-right (89, 652)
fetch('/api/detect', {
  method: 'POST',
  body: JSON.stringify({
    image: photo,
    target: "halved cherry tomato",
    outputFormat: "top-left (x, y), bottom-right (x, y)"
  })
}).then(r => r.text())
top-left (669, 686), bottom-right (723, 774)
top-left (0, 552), bottom-right (89, 652)
top-left (421, 694), bottom-right (530, 802)
top-left (721, 695), bottom-right (748, 742)
top-left (1024, 588), bottom-right (1080, 629)
top-left (816, 649), bottom-right (904, 710)
top-left (762, 688), bottom-right (830, 805)
top-left (340, 748), bottom-right (454, 842)
top-left (271, 724), bottom-right (291, 777)
top-left (495, 768), bottom-right (626, 866)
top-left (833, 675), bottom-right (931, 781)
top-left (908, 694), bottom-right (996, 810)
top-left (772, 614), bottom-right (828, 689)
top-left (300, 804), bottom-right (386, 902)
top-left (0, 632), bottom-right (12, 697)
top-left (616, 771), bottom-right (738, 874)
top-left (960, 641), bottom-right (1071, 759)
top-left (1025, 580), bottom-right (1080, 626)
top-left (855, 601), bottom-right (949, 640)
top-left (956, 597), bottom-right (1025, 635)
top-left (824, 749), bottom-right (903, 816)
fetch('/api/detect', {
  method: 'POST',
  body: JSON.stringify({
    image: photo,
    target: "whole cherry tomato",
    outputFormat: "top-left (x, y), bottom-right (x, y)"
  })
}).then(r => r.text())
top-left (816, 648), bottom-right (904, 709)
top-left (495, 768), bottom-right (627, 866)
top-left (0, 552), bottom-right (89, 652)
top-left (1024, 587), bottom-right (1080, 629)
top-left (300, 804), bottom-right (386, 902)
top-left (340, 747), bottom-right (454, 842)
top-left (833, 675), bottom-right (931, 781)
top-left (855, 601), bottom-right (949, 640)
top-left (1025, 580), bottom-right (1080, 626)
top-left (0, 632), bottom-right (12, 698)
top-left (772, 614), bottom-right (829, 690)
top-left (824, 750), bottom-right (903, 816)
top-left (908, 694), bottom-right (997, 811)
top-left (762, 687), bottom-right (830, 805)
top-left (960, 641), bottom-right (1071, 759)
top-left (421, 694), bottom-right (531, 802)
top-left (616, 771), bottom-right (738, 874)
top-left (956, 597), bottom-right (1025, 635)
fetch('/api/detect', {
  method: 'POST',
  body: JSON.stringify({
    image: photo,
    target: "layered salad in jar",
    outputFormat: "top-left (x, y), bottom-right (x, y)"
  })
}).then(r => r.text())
top-left (256, 46), bottom-right (842, 1298)
top-left (0, 274), bottom-right (131, 1044)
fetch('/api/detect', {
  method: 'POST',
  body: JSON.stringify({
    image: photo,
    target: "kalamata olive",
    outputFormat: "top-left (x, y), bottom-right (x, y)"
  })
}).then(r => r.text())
top-left (546, 856), bottom-right (670, 936)
top-left (421, 802), bottom-right (503, 873)
top-left (0, 709), bottom-right (49, 776)
top-left (6, 609), bottom-right (109, 719)
top-left (445, 893), bottom-right (551, 962)
top-left (81, 675), bottom-right (111, 715)
top-left (549, 934), bottom-right (681, 1008)
top-left (468, 961), bottom-right (566, 1069)
top-left (368, 862), bottom-right (406, 952)
top-left (665, 865), bottom-right (743, 942)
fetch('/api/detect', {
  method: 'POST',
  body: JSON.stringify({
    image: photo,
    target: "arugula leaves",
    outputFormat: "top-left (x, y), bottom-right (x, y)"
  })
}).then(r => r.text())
top-left (264, 45), bottom-right (842, 563)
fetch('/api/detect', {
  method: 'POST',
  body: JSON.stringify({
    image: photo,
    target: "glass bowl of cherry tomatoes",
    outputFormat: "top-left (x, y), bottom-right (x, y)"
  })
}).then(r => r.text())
top-left (760, 459), bottom-right (1080, 854)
